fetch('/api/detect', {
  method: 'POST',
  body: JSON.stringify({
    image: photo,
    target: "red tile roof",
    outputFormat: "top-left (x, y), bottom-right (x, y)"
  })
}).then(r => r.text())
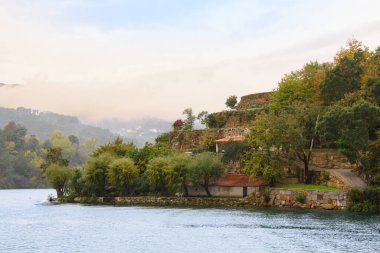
top-left (212, 175), bottom-right (263, 187)
top-left (215, 136), bottom-right (244, 142)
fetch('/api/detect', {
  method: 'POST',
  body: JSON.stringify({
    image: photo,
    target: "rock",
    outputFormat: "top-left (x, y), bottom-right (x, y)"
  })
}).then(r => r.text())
top-left (321, 203), bottom-right (334, 210)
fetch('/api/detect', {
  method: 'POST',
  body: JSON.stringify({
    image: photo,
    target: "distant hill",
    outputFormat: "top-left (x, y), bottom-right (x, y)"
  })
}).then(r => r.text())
top-left (0, 107), bottom-right (116, 144)
top-left (94, 118), bottom-right (171, 147)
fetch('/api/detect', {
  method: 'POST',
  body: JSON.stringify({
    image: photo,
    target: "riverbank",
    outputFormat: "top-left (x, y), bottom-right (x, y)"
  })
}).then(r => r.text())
top-left (63, 188), bottom-right (348, 210)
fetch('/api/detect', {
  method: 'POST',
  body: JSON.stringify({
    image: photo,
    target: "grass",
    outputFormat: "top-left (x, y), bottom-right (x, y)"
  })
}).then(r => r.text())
top-left (275, 183), bottom-right (339, 191)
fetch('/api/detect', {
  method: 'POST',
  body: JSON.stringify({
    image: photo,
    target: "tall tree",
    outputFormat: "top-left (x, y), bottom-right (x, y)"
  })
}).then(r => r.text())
top-left (189, 153), bottom-right (223, 197)
top-left (107, 158), bottom-right (138, 195)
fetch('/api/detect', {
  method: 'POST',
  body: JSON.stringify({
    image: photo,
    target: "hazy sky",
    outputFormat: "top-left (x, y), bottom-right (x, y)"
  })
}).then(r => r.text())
top-left (1, 0), bottom-right (380, 122)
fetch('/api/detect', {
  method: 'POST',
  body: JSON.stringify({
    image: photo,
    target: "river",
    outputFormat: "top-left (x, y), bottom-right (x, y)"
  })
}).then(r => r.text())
top-left (0, 189), bottom-right (379, 253)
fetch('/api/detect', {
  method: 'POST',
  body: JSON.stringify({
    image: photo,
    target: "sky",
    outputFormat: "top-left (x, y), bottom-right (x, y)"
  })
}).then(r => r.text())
top-left (0, 0), bottom-right (380, 123)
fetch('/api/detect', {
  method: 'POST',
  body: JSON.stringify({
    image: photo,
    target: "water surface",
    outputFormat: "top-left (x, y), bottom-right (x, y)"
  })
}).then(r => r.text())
top-left (0, 189), bottom-right (379, 253)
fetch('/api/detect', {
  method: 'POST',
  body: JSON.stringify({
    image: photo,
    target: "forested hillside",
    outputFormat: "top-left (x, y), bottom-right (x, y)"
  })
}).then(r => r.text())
top-left (0, 122), bottom-right (98, 188)
top-left (0, 107), bottom-right (115, 144)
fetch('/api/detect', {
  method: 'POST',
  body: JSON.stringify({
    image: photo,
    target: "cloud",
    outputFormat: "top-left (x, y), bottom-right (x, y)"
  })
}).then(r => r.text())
top-left (0, 1), bottom-right (379, 121)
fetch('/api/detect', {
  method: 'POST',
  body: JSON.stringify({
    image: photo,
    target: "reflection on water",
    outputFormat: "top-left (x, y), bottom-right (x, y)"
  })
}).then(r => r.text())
top-left (0, 189), bottom-right (379, 253)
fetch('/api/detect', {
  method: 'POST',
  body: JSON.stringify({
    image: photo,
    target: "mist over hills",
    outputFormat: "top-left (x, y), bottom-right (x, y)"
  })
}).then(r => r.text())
top-left (0, 107), bottom-right (171, 146)
top-left (93, 118), bottom-right (171, 147)
top-left (0, 107), bottom-right (116, 144)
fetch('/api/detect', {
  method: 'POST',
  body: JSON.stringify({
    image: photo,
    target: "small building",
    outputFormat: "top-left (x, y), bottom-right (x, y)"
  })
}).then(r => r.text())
top-left (188, 174), bottom-right (263, 197)
top-left (215, 135), bottom-right (244, 153)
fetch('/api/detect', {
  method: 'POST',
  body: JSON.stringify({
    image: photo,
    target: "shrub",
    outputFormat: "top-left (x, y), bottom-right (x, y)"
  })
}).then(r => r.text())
top-left (225, 95), bottom-right (238, 109)
top-left (262, 191), bottom-right (270, 203)
top-left (348, 186), bottom-right (380, 213)
top-left (348, 188), bottom-right (363, 203)
top-left (295, 192), bottom-right (306, 204)
top-left (322, 171), bottom-right (330, 181)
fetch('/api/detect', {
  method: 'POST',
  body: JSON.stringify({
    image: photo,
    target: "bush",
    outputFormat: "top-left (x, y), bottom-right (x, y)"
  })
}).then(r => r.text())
top-left (322, 171), bottom-right (330, 181)
top-left (262, 191), bottom-right (270, 203)
top-left (348, 186), bottom-right (380, 213)
top-left (225, 95), bottom-right (238, 109)
top-left (295, 192), bottom-right (306, 204)
top-left (348, 188), bottom-right (363, 203)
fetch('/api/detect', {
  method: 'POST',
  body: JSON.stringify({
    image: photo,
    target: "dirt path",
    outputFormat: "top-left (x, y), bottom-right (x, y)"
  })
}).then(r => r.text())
top-left (297, 162), bottom-right (367, 189)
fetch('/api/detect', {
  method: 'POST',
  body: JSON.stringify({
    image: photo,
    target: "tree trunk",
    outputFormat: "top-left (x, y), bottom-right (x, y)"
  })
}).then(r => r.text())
top-left (183, 183), bottom-right (189, 197)
top-left (304, 158), bottom-right (311, 184)
top-left (203, 183), bottom-right (211, 197)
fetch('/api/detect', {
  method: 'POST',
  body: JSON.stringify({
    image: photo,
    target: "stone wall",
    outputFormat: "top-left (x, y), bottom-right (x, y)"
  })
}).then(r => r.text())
top-left (211, 110), bottom-right (260, 128)
top-left (310, 149), bottom-right (355, 170)
top-left (71, 188), bottom-right (347, 210)
top-left (312, 171), bottom-right (352, 190)
top-left (187, 186), bottom-right (259, 197)
top-left (263, 188), bottom-right (347, 210)
top-left (235, 92), bottom-right (273, 110)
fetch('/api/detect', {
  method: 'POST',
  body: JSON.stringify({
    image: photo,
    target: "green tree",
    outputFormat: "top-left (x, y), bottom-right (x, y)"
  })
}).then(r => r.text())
top-left (319, 99), bottom-right (380, 183)
top-left (40, 147), bottom-right (69, 172)
top-left (189, 153), bottom-right (223, 196)
top-left (197, 111), bottom-right (209, 125)
top-left (225, 95), bottom-right (238, 109)
top-left (108, 158), bottom-right (138, 195)
top-left (221, 141), bottom-right (250, 164)
top-left (244, 151), bottom-right (283, 186)
top-left (320, 40), bottom-right (369, 103)
top-left (145, 157), bottom-right (171, 196)
top-left (45, 164), bottom-right (72, 198)
top-left (92, 137), bottom-right (137, 159)
top-left (182, 108), bottom-right (196, 130)
top-left (83, 153), bottom-right (113, 196)
top-left (166, 154), bottom-right (192, 196)
top-left (70, 168), bottom-right (84, 196)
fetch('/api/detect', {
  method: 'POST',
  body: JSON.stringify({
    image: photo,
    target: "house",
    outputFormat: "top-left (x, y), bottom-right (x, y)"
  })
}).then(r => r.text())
top-left (188, 174), bottom-right (263, 197)
top-left (215, 135), bottom-right (245, 153)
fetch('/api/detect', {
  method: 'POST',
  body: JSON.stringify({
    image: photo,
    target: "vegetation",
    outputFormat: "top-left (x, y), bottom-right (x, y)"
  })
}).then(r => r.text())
top-left (295, 192), bottom-right (306, 204)
top-left (275, 184), bottom-right (338, 191)
top-left (244, 39), bottom-right (380, 186)
top-left (45, 164), bottom-right (72, 197)
top-left (189, 152), bottom-right (224, 197)
top-left (348, 187), bottom-right (380, 213)
top-left (225, 95), bottom-right (238, 109)
top-left (0, 107), bottom-right (115, 143)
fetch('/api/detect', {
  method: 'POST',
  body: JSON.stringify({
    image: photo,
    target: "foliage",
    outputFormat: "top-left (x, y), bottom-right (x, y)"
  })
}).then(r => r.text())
top-left (182, 108), bottom-right (196, 130)
top-left (205, 113), bottom-right (227, 128)
top-left (45, 164), bottom-right (72, 197)
top-left (320, 39), bottom-right (370, 103)
top-left (172, 119), bottom-right (184, 130)
top-left (92, 137), bottom-right (137, 159)
top-left (155, 132), bottom-right (171, 145)
top-left (166, 154), bottom-right (192, 196)
top-left (319, 100), bottom-right (380, 183)
top-left (221, 141), bottom-right (250, 164)
top-left (108, 158), bottom-right (138, 195)
top-left (295, 193), bottom-right (306, 204)
top-left (348, 187), bottom-right (380, 213)
top-left (70, 168), bottom-right (84, 196)
top-left (189, 152), bottom-right (223, 196)
top-left (244, 151), bottom-right (283, 186)
top-left (83, 153), bottom-right (113, 196)
top-left (197, 111), bottom-right (209, 125)
top-left (40, 147), bottom-right (69, 172)
top-left (225, 95), bottom-right (238, 109)
top-left (144, 157), bottom-right (171, 196)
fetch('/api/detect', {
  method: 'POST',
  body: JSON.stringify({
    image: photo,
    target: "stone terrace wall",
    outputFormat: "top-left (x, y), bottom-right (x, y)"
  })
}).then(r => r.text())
top-left (312, 171), bottom-right (352, 190)
top-left (72, 189), bottom-right (347, 210)
top-left (265, 188), bottom-right (347, 210)
top-left (235, 92), bottom-right (273, 110)
top-left (310, 149), bottom-right (355, 170)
